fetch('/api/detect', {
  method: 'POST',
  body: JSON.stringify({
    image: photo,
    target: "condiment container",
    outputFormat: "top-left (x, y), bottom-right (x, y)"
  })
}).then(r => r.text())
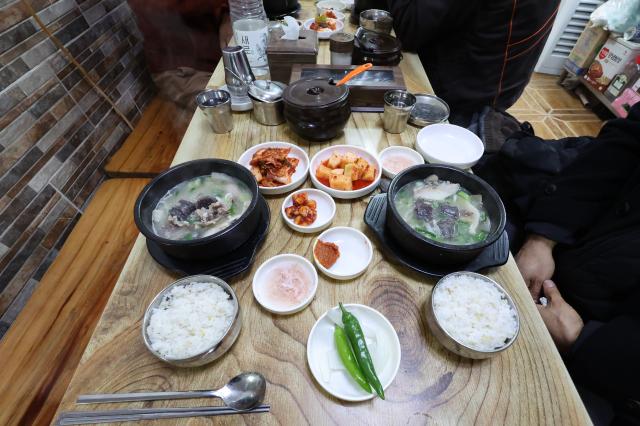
top-left (584, 36), bottom-right (640, 92)
top-left (267, 28), bottom-right (319, 84)
top-left (248, 80), bottom-right (287, 125)
top-left (283, 78), bottom-right (351, 141)
top-left (352, 27), bottom-right (402, 66)
top-left (330, 33), bottom-right (354, 65)
top-left (359, 9), bottom-right (393, 35)
top-left (195, 90), bottom-right (234, 134)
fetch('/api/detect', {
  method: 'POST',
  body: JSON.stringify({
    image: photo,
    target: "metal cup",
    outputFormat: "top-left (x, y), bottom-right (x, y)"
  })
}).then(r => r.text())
top-left (222, 46), bottom-right (255, 99)
top-left (383, 90), bottom-right (416, 134)
top-left (196, 89), bottom-right (233, 134)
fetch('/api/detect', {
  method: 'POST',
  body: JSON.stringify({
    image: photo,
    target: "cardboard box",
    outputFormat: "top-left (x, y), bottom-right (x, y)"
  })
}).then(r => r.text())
top-left (565, 25), bottom-right (609, 75)
top-left (584, 36), bottom-right (640, 92)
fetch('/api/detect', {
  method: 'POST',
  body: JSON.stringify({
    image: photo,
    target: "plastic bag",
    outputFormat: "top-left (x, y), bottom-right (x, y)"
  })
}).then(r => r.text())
top-left (590, 0), bottom-right (640, 35)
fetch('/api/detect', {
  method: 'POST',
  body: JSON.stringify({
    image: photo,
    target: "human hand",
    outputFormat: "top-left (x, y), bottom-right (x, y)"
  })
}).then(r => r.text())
top-left (219, 14), bottom-right (233, 48)
top-left (537, 280), bottom-right (584, 354)
top-left (516, 234), bottom-right (556, 300)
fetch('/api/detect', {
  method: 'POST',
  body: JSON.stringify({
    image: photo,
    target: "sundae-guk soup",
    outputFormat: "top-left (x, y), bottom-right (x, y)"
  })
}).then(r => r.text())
top-left (394, 174), bottom-right (490, 245)
top-left (152, 172), bottom-right (252, 241)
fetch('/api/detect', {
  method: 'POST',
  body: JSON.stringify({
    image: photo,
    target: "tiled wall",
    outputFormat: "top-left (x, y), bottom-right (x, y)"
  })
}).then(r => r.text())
top-left (0, 0), bottom-right (155, 337)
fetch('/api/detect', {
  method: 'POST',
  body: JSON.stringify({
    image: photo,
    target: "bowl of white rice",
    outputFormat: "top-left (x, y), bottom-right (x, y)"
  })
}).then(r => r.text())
top-left (142, 275), bottom-right (241, 367)
top-left (425, 271), bottom-right (520, 359)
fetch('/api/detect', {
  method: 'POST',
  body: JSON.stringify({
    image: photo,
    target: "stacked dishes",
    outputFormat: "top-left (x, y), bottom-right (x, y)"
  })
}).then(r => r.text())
top-left (352, 28), bottom-right (402, 66)
top-left (283, 78), bottom-right (352, 141)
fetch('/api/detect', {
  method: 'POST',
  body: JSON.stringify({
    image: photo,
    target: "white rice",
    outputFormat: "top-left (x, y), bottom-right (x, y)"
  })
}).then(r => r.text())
top-left (433, 275), bottom-right (518, 352)
top-left (146, 282), bottom-right (235, 359)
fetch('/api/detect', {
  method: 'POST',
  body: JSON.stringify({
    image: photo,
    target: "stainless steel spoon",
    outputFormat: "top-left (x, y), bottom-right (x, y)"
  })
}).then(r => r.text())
top-left (76, 372), bottom-right (266, 411)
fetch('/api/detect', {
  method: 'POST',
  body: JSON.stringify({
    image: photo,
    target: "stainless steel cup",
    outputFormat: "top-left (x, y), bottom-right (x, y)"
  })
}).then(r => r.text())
top-left (196, 90), bottom-right (233, 133)
top-left (383, 90), bottom-right (417, 134)
top-left (222, 46), bottom-right (255, 99)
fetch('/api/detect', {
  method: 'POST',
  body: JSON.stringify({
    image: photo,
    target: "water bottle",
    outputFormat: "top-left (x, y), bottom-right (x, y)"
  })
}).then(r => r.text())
top-left (229, 0), bottom-right (269, 76)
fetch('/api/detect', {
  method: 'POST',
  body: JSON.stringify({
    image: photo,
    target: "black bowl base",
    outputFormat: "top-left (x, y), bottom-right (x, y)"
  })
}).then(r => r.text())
top-left (364, 194), bottom-right (509, 278)
top-left (146, 196), bottom-right (270, 280)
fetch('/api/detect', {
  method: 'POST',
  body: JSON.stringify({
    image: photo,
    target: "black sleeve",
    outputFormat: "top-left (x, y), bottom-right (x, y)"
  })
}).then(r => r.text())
top-left (386, 0), bottom-right (467, 52)
top-left (568, 315), bottom-right (640, 403)
top-left (524, 103), bottom-right (640, 244)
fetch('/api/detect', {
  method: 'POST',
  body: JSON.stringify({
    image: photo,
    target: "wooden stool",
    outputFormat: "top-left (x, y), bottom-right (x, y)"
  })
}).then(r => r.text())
top-left (105, 97), bottom-right (192, 177)
top-left (0, 178), bottom-right (149, 426)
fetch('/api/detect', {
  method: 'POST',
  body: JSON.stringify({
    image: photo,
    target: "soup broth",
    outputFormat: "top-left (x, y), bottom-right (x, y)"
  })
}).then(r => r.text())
top-left (152, 173), bottom-right (252, 241)
top-left (394, 175), bottom-right (490, 245)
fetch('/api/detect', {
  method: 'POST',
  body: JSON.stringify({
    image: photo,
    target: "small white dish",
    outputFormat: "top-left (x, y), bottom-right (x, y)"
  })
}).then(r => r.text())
top-left (281, 188), bottom-right (336, 234)
top-left (307, 303), bottom-right (401, 401)
top-left (378, 146), bottom-right (425, 179)
top-left (319, 10), bottom-right (345, 21)
top-left (415, 123), bottom-right (484, 169)
top-left (238, 141), bottom-right (310, 195)
top-left (313, 227), bottom-right (372, 280)
top-left (252, 254), bottom-right (318, 315)
top-left (219, 84), bottom-right (252, 111)
top-left (303, 18), bottom-right (344, 40)
top-left (309, 145), bottom-right (381, 200)
top-left (316, 0), bottom-right (347, 13)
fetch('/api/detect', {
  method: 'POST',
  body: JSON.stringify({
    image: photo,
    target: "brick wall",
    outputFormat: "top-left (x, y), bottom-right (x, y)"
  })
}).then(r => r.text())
top-left (0, 0), bottom-right (155, 337)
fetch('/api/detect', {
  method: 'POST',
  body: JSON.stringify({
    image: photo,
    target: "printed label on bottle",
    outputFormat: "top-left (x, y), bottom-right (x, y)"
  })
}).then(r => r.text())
top-left (234, 26), bottom-right (268, 68)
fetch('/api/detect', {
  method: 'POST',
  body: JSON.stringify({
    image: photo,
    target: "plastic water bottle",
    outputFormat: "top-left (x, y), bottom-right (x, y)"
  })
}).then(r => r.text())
top-left (229, 0), bottom-right (269, 76)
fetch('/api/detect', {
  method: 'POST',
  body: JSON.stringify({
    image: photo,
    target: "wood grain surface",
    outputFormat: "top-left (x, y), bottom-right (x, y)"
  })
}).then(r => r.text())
top-left (105, 97), bottom-right (194, 177)
top-left (0, 179), bottom-right (149, 426)
top-left (54, 4), bottom-right (591, 425)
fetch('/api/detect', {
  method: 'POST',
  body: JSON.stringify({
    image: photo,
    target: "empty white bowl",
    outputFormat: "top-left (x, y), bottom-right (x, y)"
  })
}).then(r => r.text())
top-left (378, 146), bottom-right (424, 179)
top-left (316, 0), bottom-right (347, 13)
top-left (238, 141), bottom-right (309, 195)
top-left (313, 227), bottom-right (373, 280)
top-left (252, 254), bottom-right (318, 315)
top-left (309, 145), bottom-right (381, 200)
top-left (303, 18), bottom-right (344, 40)
top-left (415, 123), bottom-right (484, 169)
top-left (281, 188), bottom-right (336, 233)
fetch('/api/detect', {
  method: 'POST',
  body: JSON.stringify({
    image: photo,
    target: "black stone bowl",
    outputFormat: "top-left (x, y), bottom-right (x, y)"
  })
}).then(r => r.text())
top-left (283, 101), bottom-right (351, 142)
top-left (386, 164), bottom-right (506, 265)
top-left (134, 159), bottom-right (261, 260)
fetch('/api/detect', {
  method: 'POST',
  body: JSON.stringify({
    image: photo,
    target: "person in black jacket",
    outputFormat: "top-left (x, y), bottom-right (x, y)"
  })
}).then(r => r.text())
top-left (476, 103), bottom-right (640, 425)
top-left (388, 0), bottom-right (560, 126)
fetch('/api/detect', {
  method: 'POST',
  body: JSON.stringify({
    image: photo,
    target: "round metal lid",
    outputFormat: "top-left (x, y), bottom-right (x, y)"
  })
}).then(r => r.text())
top-left (409, 94), bottom-right (450, 127)
top-left (354, 28), bottom-right (401, 54)
top-left (248, 80), bottom-right (287, 102)
top-left (283, 78), bottom-right (349, 109)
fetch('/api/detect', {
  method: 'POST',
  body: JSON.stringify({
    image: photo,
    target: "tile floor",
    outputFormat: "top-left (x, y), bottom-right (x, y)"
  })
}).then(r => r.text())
top-left (508, 73), bottom-right (604, 139)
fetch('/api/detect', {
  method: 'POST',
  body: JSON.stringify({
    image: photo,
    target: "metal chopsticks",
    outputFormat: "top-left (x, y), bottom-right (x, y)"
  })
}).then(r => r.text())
top-left (56, 404), bottom-right (270, 425)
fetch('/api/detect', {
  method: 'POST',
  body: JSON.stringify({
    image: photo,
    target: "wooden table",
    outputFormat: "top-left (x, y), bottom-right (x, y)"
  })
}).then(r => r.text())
top-left (55, 4), bottom-right (591, 425)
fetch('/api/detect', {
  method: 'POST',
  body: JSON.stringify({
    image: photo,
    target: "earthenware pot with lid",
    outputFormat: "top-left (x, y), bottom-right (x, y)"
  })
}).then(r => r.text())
top-left (283, 78), bottom-right (351, 141)
top-left (352, 27), bottom-right (402, 66)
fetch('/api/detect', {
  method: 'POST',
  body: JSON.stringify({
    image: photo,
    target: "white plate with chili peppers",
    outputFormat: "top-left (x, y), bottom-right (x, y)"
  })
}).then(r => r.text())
top-left (307, 303), bottom-right (401, 402)
top-left (281, 189), bottom-right (336, 234)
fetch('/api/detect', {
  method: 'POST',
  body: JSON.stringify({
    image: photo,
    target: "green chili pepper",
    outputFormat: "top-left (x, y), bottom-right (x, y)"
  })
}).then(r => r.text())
top-left (334, 326), bottom-right (372, 393)
top-left (339, 303), bottom-right (385, 399)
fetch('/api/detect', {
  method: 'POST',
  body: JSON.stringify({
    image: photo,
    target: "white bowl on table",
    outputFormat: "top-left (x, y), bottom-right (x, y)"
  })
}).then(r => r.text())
top-left (237, 141), bottom-right (309, 195)
top-left (312, 226), bottom-right (373, 280)
top-left (309, 145), bottom-right (381, 200)
top-left (281, 188), bottom-right (336, 233)
top-left (415, 123), bottom-right (484, 169)
top-left (378, 146), bottom-right (424, 179)
top-left (303, 18), bottom-right (344, 40)
top-left (316, 0), bottom-right (348, 13)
